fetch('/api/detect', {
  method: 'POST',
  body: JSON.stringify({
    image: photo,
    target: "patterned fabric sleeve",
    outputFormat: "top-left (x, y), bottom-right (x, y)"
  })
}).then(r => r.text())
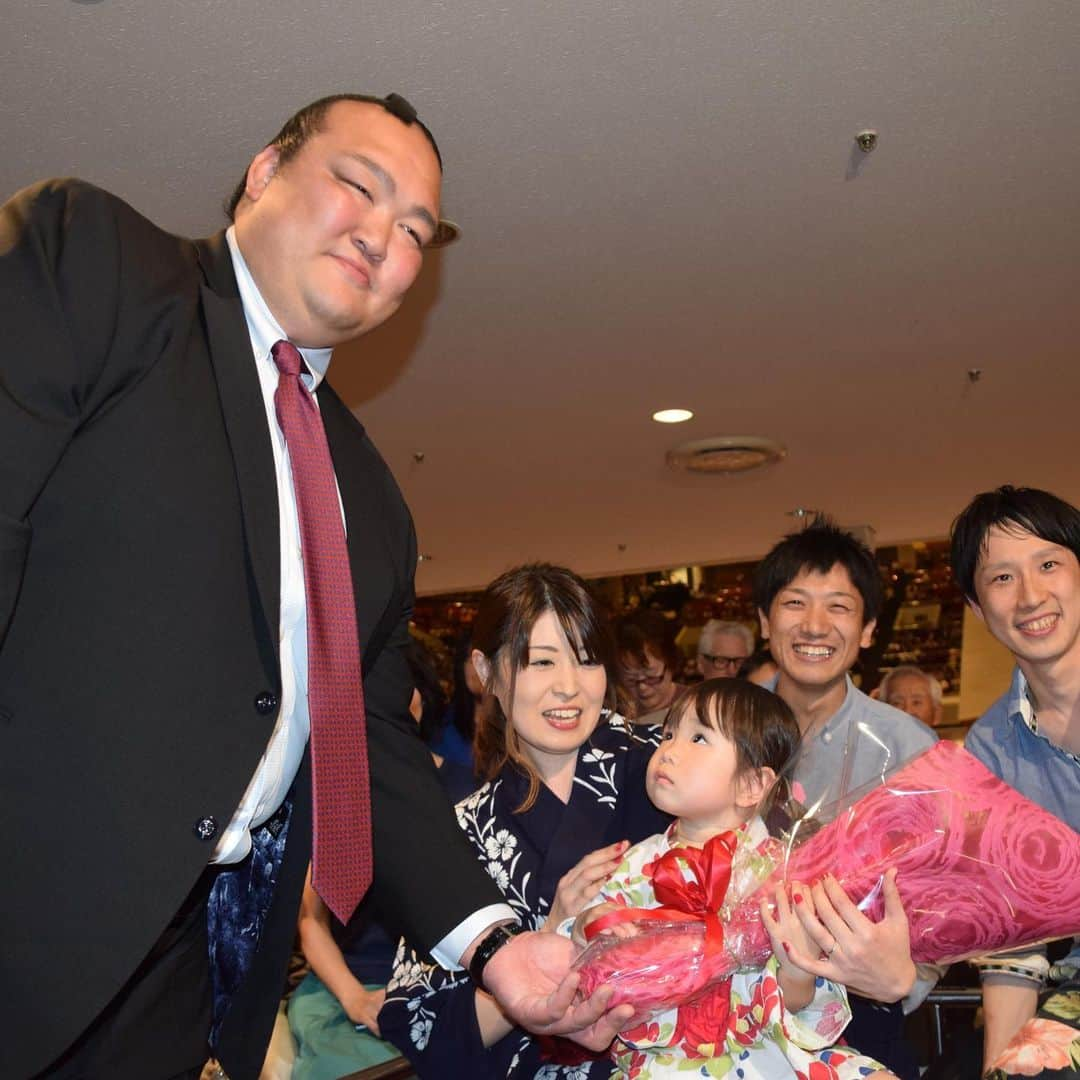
top-left (771, 965), bottom-right (852, 1051)
top-left (379, 939), bottom-right (491, 1075)
top-left (379, 781), bottom-right (517, 1076)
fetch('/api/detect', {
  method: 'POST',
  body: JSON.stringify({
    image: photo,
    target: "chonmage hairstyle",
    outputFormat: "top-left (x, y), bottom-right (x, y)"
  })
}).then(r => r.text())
top-left (224, 92), bottom-right (442, 220)
top-left (950, 485), bottom-right (1080, 603)
top-left (471, 563), bottom-right (620, 813)
top-left (752, 515), bottom-right (883, 626)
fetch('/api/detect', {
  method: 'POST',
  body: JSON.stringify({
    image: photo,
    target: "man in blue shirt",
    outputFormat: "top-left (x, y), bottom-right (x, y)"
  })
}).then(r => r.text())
top-left (951, 485), bottom-right (1080, 1071)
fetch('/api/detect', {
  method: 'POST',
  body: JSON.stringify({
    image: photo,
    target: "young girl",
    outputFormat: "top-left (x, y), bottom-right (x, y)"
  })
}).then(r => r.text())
top-left (570, 678), bottom-right (896, 1079)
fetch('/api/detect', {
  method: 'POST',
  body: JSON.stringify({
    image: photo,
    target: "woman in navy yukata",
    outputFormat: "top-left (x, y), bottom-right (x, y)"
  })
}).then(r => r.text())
top-left (379, 562), bottom-right (669, 1078)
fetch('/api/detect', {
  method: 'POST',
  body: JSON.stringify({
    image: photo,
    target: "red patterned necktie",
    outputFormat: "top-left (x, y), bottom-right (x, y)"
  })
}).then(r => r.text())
top-left (272, 339), bottom-right (371, 923)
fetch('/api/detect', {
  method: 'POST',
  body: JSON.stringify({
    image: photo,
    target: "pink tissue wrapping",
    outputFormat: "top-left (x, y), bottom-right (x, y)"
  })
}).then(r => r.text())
top-left (733, 739), bottom-right (1080, 964)
top-left (575, 741), bottom-right (1080, 1019)
top-left (573, 920), bottom-right (753, 1026)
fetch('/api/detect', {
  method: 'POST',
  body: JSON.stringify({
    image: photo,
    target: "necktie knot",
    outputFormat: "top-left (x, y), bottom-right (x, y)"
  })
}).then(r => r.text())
top-left (271, 339), bottom-right (305, 378)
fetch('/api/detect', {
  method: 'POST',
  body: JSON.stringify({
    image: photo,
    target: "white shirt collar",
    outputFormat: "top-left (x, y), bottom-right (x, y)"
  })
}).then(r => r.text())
top-left (225, 226), bottom-right (333, 388)
top-left (1007, 665), bottom-right (1039, 736)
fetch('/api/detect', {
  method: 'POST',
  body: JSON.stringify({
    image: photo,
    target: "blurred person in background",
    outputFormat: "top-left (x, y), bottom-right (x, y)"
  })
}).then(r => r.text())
top-left (431, 631), bottom-right (484, 769)
top-left (615, 610), bottom-right (685, 723)
top-left (738, 647), bottom-right (780, 687)
top-left (697, 618), bottom-right (755, 679)
top-left (877, 665), bottom-right (944, 728)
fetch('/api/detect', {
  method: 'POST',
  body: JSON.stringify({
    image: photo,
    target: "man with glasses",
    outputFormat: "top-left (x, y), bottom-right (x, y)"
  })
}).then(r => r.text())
top-left (697, 619), bottom-right (755, 679)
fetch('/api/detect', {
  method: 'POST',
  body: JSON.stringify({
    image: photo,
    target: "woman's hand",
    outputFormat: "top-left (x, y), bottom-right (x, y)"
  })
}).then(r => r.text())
top-left (761, 886), bottom-right (817, 1012)
top-left (781, 869), bottom-right (917, 1002)
top-left (341, 984), bottom-right (386, 1035)
top-left (543, 840), bottom-right (628, 931)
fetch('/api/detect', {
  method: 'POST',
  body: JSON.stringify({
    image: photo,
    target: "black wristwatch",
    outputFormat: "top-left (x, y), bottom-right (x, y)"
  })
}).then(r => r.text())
top-left (468, 922), bottom-right (525, 992)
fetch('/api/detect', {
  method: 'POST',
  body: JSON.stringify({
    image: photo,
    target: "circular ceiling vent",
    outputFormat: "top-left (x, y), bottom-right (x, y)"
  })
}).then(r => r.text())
top-left (667, 435), bottom-right (786, 475)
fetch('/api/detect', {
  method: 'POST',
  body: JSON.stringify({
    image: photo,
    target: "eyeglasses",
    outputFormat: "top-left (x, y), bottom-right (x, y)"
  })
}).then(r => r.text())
top-left (623, 668), bottom-right (668, 687)
top-left (699, 653), bottom-right (748, 672)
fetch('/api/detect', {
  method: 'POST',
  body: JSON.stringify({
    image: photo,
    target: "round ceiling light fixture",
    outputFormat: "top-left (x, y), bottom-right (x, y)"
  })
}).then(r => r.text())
top-left (652, 408), bottom-right (694, 424)
top-left (666, 435), bottom-right (786, 475)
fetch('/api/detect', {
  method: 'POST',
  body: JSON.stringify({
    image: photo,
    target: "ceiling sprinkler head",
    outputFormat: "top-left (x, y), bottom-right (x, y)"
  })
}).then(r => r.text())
top-left (855, 130), bottom-right (878, 153)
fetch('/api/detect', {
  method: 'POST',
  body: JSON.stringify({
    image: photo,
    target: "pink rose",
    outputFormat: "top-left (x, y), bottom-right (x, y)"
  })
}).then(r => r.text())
top-left (744, 743), bottom-right (1080, 964)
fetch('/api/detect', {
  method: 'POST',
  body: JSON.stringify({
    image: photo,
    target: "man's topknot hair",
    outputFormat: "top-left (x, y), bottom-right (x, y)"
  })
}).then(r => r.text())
top-left (224, 92), bottom-right (442, 220)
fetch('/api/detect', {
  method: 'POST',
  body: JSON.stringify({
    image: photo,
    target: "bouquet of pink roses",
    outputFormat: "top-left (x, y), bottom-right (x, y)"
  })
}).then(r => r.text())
top-left (574, 740), bottom-right (1080, 1022)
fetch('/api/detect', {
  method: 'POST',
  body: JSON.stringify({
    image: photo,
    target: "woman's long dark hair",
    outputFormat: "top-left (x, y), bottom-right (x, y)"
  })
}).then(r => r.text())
top-left (472, 563), bottom-right (620, 812)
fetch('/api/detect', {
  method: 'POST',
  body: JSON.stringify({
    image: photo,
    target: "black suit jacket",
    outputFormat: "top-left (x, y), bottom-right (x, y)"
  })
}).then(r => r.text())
top-left (0, 179), bottom-right (499, 1078)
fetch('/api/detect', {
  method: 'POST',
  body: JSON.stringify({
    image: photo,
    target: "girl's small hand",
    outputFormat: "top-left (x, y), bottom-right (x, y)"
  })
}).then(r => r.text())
top-left (761, 885), bottom-right (817, 1011)
top-left (544, 840), bottom-right (628, 931)
top-left (570, 901), bottom-right (638, 946)
top-left (760, 884), bottom-right (817, 973)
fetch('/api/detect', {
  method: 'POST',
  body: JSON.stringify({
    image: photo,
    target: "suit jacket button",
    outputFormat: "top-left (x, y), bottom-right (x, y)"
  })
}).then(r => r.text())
top-left (254, 691), bottom-right (278, 716)
top-left (193, 816), bottom-right (218, 841)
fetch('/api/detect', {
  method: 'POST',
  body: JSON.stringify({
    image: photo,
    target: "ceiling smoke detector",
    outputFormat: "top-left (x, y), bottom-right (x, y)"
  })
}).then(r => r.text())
top-left (667, 435), bottom-right (786, 475)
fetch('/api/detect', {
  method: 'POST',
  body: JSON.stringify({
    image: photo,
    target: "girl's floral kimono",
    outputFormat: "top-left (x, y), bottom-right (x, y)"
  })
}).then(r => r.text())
top-left (584, 820), bottom-right (889, 1079)
top-left (379, 715), bottom-right (667, 1079)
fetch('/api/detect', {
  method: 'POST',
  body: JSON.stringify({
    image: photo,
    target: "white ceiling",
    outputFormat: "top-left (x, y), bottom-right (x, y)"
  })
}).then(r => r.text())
top-left (6, 1), bottom-right (1079, 594)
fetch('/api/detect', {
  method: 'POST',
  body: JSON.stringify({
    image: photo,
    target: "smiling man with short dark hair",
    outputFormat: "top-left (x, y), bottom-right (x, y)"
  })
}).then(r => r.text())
top-left (754, 517), bottom-right (936, 1078)
top-left (951, 485), bottom-right (1080, 1071)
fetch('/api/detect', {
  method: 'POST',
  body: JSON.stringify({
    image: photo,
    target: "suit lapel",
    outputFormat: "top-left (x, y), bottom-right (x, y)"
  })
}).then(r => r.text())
top-left (195, 233), bottom-right (281, 638)
top-left (317, 389), bottom-right (394, 666)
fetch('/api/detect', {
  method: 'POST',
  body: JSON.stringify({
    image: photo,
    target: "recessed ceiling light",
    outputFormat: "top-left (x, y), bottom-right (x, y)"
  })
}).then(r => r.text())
top-left (428, 219), bottom-right (461, 249)
top-left (652, 408), bottom-right (693, 424)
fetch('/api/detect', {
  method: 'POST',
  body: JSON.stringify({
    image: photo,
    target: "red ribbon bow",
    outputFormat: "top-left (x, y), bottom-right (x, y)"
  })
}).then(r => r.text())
top-left (585, 829), bottom-right (739, 943)
top-left (650, 829), bottom-right (738, 951)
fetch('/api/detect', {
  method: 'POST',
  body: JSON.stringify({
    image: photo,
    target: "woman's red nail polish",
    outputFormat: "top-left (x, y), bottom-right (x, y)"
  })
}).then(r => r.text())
top-left (782, 941), bottom-right (791, 954)
top-left (793, 892), bottom-right (803, 904)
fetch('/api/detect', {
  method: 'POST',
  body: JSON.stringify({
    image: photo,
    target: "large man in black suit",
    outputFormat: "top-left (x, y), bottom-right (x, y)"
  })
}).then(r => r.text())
top-left (0, 94), bottom-right (626, 1079)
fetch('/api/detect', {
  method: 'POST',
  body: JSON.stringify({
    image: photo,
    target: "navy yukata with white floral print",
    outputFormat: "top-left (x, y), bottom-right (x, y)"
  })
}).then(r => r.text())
top-left (380, 715), bottom-right (668, 1079)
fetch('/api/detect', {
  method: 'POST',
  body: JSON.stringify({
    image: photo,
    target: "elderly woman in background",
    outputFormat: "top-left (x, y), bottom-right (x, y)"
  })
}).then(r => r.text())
top-left (877, 665), bottom-right (944, 729)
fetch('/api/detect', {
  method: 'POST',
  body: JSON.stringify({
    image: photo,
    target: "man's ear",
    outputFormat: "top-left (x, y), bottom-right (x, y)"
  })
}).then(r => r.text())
top-left (470, 649), bottom-right (492, 689)
top-left (757, 608), bottom-right (770, 641)
top-left (967, 598), bottom-right (987, 626)
top-left (243, 145), bottom-right (281, 205)
top-left (736, 765), bottom-right (777, 812)
top-left (859, 617), bottom-right (877, 650)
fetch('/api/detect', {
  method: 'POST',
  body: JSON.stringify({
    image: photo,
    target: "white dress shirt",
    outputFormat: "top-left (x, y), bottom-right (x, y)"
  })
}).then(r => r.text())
top-left (211, 227), bottom-right (333, 866)
top-left (213, 228), bottom-right (513, 966)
